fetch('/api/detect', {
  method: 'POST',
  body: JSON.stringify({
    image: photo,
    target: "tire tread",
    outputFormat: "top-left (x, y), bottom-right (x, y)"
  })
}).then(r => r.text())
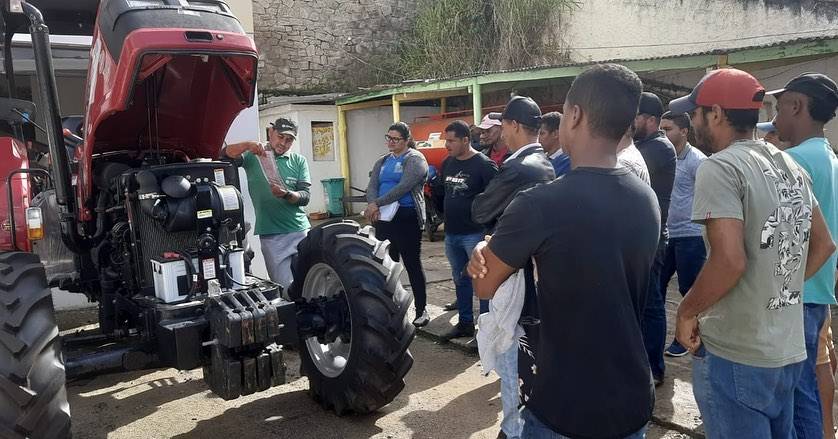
top-left (290, 221), bottom-right (414, 415)
top-left (0, 252), bottom-right (71, 439)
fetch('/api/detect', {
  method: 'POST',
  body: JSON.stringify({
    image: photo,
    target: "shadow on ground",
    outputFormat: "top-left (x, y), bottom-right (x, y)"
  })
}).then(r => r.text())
top-left (68, 337), bottom-right (499, 439)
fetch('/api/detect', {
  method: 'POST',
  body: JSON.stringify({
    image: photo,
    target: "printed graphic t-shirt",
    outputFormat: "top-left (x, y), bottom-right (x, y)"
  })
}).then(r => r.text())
top-left (442, 153), bottom-right (498, 235)
top-left (692, 139), bottom-right (816, 367)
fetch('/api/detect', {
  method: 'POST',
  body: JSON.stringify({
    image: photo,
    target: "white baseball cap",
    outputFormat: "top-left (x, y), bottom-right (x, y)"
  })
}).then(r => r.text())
top-left (477, 114), bottom-right (502, 129)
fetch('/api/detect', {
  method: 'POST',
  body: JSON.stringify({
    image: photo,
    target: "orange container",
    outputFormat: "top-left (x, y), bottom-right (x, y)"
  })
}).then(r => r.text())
top-left (417, 145), bottom-right (448, 170)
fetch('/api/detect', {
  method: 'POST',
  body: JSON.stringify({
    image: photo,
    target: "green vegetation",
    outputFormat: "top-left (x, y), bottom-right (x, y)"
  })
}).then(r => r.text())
top-left (391, 0), bottom-right (579, 81)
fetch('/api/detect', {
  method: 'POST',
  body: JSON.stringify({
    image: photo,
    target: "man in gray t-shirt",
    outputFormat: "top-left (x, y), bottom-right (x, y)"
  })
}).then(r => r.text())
top-left (670, 68), bottom-right (835, 439)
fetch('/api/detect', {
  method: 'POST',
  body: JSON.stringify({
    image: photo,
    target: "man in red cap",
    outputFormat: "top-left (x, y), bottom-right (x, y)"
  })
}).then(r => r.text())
top-left (670, 68), bottom-right (836, 438)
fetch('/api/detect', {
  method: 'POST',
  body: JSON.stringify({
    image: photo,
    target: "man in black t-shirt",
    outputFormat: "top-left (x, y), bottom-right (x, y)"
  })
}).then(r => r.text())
top-left (440, 120), bottom-right (498, 340)
top-left (469, 64), bottom-right (660, 439)
top-left (633, 91), bottom-right (677, 386)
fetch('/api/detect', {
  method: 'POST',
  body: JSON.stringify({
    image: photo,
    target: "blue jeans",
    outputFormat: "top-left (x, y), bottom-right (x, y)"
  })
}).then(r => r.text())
top-left (641, 237), bottom-right (668, 379)
top-left (659, 236), bottom-right (707, 349)
top-left (444, 233), bottom-right (489, 324)
top-left (521, 407), bottom-right (646, 439)
top-left (497, 342), bottom-right (522, 438)
top-left (693, 346), bottom-right (804, 439)
top-left (794, 303), bottom-right (829, 439)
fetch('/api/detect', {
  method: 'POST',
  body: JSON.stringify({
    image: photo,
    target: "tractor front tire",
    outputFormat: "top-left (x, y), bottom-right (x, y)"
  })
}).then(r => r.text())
top-left (0, 252), bottom-right (71, 439)
top-left (289, 221), bottom-right (414, 415)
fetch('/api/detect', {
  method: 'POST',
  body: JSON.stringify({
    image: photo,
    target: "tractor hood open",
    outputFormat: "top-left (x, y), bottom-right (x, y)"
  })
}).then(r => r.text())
top-left (84, 47), bottom-right (258, 158)
top-left (78, 1), bottom-right (257, 217)
top-left (83, 0), bottom-right (257, 159)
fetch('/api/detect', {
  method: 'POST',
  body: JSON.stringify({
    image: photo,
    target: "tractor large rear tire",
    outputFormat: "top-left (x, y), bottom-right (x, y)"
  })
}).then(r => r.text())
top-left (0, 252), bottom-right (71, 439)
top-left (289, 220), bottom-right (414, 415)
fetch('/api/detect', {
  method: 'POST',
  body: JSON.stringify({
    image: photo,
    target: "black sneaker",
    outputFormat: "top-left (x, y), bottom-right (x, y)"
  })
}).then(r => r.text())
top-left (443, 301), bottom-right (458, 311)
top-left (441, 321), bottom-right (475, 341)
top-left (412, 309), bottom-right (430, 327)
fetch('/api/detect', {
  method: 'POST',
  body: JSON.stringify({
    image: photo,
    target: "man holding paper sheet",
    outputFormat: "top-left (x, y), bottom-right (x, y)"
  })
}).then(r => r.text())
top-left (223, 117), bottom-right (311, 289)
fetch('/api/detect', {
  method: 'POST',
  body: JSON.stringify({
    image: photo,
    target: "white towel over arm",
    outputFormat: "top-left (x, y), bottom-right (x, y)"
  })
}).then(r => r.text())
top-left (477, 269), bottom-right (526, 375)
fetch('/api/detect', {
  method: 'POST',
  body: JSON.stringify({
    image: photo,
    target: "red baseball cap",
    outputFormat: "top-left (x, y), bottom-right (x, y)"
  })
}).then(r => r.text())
top-left (669, 68), bottom-right (765, 114)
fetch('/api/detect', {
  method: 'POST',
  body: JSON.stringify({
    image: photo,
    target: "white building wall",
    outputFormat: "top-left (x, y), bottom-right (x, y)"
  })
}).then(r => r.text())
top-left (258, 104), bottom-right (342, 214)
top-left (563, 0), bottom-right (838, 63)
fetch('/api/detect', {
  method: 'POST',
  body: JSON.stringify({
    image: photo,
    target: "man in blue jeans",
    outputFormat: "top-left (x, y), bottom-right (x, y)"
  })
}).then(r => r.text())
top-left (769, 72), bottom-right (838, 438)
top-left (440, 120), bottom-right (498, 340)
top-left (672, 68), bottom-right (836, 438)
top-left (658, 111), bottom-right (707, 357)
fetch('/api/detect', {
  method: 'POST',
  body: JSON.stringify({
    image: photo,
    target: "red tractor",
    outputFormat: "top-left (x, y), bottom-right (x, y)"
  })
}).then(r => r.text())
top-left (0, 1), bottom-right (415, 437)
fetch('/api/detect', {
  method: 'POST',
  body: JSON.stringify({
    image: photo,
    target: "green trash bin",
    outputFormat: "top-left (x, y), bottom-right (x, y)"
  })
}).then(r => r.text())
top-left (321, 177), bottom-right (346, 217)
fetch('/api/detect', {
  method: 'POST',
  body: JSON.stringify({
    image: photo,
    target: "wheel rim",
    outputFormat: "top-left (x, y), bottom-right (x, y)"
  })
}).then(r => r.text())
top-left (301, 262), bottom-right (351, 378)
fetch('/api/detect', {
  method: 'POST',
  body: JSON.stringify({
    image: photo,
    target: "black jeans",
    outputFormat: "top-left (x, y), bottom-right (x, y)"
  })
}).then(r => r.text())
top-left (375, 207), bottom-right (427, 312)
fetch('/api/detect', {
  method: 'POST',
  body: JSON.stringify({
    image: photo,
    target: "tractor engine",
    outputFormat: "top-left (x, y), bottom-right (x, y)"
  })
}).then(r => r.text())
top-left (70, 156), bottom-right (296, 399)
top-left (116, 160), bottom-right (245, 300)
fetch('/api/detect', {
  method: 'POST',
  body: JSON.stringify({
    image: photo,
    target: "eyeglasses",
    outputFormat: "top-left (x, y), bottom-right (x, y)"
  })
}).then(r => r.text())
top-left (384, 135), bottom-right (405, 143)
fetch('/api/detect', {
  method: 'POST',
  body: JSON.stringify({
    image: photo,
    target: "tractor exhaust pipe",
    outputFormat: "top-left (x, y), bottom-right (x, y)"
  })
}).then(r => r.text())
top-left (20, 1), bottom-right (88, 252)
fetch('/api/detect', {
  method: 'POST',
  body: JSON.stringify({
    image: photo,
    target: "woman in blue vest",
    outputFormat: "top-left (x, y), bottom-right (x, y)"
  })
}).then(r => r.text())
top-left (365, 122), bottom-right (430, 326)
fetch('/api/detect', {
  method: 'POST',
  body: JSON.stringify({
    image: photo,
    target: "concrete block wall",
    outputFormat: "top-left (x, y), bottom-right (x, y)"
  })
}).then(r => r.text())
top-left (253, 0), bottom-right (417, 91)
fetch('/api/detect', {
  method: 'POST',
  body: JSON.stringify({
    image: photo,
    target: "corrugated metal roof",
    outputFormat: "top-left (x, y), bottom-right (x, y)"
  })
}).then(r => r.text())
top-left (400, 34), bottom-right (838, 85)
top-left (259, 92), bottom-right (346, 109)
top-left (339, 34), bottom-right (838, 106)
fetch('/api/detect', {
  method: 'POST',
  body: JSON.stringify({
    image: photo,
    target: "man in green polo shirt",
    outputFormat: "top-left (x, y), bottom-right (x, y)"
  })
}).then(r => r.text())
top-left (224, 117), bottom-right (311, 288)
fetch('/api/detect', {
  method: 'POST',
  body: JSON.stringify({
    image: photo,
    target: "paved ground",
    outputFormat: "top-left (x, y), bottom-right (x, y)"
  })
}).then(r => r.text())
top-left (67, 335), bottom-right (689, 439)
top-left (63, 231), bottom-right (693, 438)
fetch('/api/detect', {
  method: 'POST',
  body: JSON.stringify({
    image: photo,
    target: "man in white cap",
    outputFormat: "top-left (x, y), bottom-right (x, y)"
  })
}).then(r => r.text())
top-left (478, 114), bottom-right (510, 166)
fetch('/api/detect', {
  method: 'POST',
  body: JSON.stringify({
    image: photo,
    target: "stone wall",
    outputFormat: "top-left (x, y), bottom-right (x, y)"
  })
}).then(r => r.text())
top-left (253, 0), bottom-right (417, 92)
